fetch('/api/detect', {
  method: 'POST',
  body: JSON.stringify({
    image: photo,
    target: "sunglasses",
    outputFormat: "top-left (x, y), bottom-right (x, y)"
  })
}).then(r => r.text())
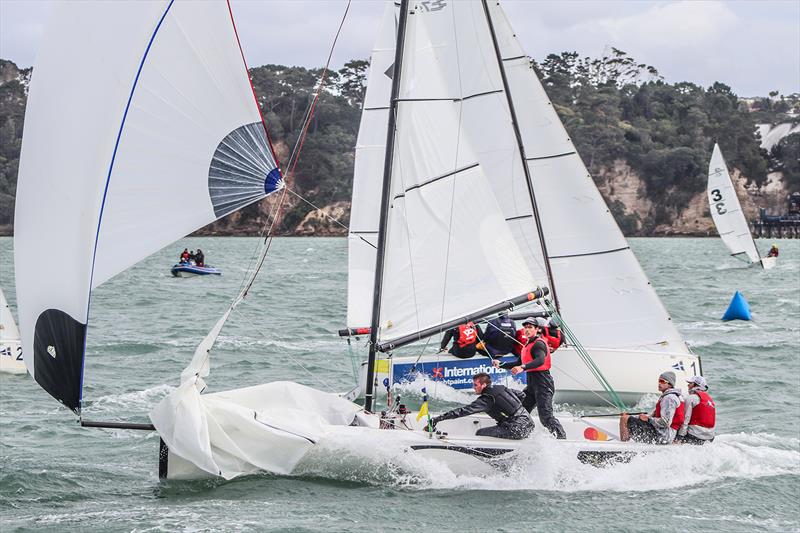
top-left (658, 379), bottom-right (669, 384)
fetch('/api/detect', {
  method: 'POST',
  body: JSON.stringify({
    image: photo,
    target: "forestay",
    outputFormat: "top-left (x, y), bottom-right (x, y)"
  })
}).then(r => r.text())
top-left (14, 0), bottom-right (283, 412)
top-left (707, 143), bottom-right (760, 263)
top-left (374, 1), bottom-right (540, 345)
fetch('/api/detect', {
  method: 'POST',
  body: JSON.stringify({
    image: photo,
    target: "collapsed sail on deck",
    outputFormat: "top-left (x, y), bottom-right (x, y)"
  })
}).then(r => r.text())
top-left (14, 0), bottom-right (283, 412)
top-left (707, 143), bottom-right (761, 264)
top-left (350, 0), bottom-right (690, 357)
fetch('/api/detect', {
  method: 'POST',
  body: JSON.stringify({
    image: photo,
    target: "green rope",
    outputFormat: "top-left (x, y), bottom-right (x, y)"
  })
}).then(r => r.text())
top-left (542, 298), bottom-right (629, 411)
top-left (345, 337), bottom-right (361, 386)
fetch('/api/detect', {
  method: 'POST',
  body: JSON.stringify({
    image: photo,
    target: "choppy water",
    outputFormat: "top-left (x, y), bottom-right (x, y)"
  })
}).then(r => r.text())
top-left (1, 236), bottom-right (798, 532)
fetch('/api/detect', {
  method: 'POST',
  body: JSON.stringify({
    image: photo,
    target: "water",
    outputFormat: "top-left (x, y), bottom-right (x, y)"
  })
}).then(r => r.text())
top-left (1, 237), bottom-right (798, 532)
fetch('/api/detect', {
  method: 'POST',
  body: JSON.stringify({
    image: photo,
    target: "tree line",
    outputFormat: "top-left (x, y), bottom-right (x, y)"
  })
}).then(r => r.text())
top-left (0, 53), bottom-right (797, 235)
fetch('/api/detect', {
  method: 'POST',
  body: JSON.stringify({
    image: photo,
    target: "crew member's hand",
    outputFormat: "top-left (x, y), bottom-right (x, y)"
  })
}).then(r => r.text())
top-left (511, 365), bottom-right (524, 375)
top-left (638, 413), bottom-right (649, 422)
top-left (438, 348), bottom-right (446, 353)
top-left (491, 359), bottom-right (500, 368)
top-left (620, 412), bottom-right (629, 421)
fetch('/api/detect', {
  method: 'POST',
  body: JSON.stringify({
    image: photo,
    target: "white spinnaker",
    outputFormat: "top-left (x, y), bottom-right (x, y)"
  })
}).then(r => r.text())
top-left (347, 3), bottom-right (396, 329)
top-left (708, 143), bottom-right (760, 263)
top-left (479, 1), bottom-right (689, 353)
top-left (376, 1), bottom-right (538, 344)
top-left (15, 1), bottom-right (281, 409)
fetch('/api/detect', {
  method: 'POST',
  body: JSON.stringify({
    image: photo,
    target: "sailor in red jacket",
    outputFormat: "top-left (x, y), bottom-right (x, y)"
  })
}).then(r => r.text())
top-left (620, 371), bottom-right (684, 444)
top-left (494, 317), bottom-right (566, 439)
top-left (439, 321), bottom-right (481, 359)
top-left (677, 376), bottom-right (715, 444)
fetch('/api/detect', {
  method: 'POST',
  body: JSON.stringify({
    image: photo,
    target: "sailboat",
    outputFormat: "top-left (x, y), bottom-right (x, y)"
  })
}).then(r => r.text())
top-left (16, 1), bottom-right (676, 481)
top-left (0, 288), bottom-right (26, 375)
top-left (347, 0), bottom-right (701, 405)
top-left (707, 143), bottom-right (776, 269)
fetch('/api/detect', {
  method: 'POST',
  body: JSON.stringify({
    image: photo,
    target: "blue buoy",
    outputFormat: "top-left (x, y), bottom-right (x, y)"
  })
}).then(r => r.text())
top-left (722, 290), bottom-right (752, 321)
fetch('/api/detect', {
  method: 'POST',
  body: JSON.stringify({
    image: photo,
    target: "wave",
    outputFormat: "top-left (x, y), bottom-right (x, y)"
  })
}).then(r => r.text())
top-left (290, 429), bottom-right (800, 493)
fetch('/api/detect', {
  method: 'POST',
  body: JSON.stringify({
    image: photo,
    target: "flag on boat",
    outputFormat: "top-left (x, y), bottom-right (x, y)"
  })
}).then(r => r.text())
top-left (417, 387), bottom-right (429, 422)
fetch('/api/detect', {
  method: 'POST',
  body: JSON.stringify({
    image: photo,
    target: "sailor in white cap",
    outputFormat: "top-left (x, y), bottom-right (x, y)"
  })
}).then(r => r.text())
top-left (677, 376), bottom-right (716, 444)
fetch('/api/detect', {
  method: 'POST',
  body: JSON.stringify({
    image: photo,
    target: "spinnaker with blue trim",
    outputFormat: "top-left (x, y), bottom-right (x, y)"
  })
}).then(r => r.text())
top-left (14, 0), bottom-right (283, 413)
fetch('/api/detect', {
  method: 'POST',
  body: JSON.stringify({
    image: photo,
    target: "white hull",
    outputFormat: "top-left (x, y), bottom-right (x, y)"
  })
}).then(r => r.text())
top-left (358, 347), bottom-right (702, 406)
top-left (158, 394), bottom-right (662, 481)
top-left (760, 256), bottom-right (777, 270)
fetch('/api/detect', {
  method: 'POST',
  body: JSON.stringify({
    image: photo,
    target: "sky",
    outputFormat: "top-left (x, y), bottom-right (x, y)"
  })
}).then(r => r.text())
top-left (1, 0), bottom-right (798, 97)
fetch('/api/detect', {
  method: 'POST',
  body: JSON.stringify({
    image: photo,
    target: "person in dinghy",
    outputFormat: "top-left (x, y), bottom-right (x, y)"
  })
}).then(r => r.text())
top-left (676, 376), bottom-right (716, 445)
top-left (619, 371), bottom-right (684, 444)
top-left (427, 373), bottom-right (533, 439)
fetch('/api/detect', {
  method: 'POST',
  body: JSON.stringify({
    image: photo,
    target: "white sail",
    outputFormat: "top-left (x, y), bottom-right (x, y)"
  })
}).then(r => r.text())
top-left (472, 1), bottom-right (690, 353)
top-left (15, 0), bottom-right (282, 412)
top-left (707, 143), bottom-right (760, 263)
top-left (347, 3), bottom-right (397, 329)
top-left (348, 1), bottom-right (689, 355)
top-left (0, 288), bottom-right (25, 375)
top-left (375, 1), bottom-right (539, 344)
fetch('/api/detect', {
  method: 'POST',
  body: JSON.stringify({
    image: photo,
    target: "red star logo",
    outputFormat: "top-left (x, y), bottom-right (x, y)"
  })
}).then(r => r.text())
top-left (432, 367), bottom-right (444, 379)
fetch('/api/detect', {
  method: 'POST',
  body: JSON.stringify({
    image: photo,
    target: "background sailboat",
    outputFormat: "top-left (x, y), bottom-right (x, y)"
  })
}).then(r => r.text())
top-left (707, 143), bottom-right (776, 269)
top-left (347, 0), bottom-right (700, 405)
top-left (0, 288), bottom-right (25, 375)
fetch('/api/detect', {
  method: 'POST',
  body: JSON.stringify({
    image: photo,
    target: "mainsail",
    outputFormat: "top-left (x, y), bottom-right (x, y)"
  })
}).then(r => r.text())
top-left (707, 143), bottom-right (761, 264)
top-left (15, 0), bottom-right (283, 413)
top-left (349, 0), bottom-right (690, 358)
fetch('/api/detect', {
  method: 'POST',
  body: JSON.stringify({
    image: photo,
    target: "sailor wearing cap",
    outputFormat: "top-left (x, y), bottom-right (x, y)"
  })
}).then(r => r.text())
top-left (493, 316), bottom-right (566, 439)
top-left (620, 371), bottom-right (685, 444)
top-left (676, 376), bottom-right (716, 445)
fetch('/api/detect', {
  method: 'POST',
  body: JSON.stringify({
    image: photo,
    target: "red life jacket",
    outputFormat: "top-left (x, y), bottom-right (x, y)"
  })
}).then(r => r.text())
top-left (652, 391), bottom-right (685, 430)
top-left (542, 326), bottom-right (562, 351)
top-left (513, 329), bottom-right (528, 355)
top-left (688, 390), bottom-right (716, 428)
top-left (520, 336), bottom-right (551, 372)
top-left (456, 322), bottom-right (477, 348)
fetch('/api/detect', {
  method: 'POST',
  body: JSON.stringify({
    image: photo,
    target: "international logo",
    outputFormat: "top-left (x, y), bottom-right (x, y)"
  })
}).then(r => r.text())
top-left (672, 361), bottom-right (685, 371)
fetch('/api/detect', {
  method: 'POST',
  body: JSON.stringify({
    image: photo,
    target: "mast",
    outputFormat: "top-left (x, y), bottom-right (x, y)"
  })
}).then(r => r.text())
top-left (364, 0), bottom-right (409, 413)
top-left (481, 0), bottom-right (561, 312)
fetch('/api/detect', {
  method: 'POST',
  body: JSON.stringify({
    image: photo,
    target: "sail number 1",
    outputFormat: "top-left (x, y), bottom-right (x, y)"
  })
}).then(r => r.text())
top-left (710, 189), bottom-right (727, 214)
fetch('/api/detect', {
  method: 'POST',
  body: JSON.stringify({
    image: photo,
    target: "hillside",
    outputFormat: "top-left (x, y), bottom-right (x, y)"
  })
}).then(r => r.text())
top-left (1, 53), bottom-right (798, 237)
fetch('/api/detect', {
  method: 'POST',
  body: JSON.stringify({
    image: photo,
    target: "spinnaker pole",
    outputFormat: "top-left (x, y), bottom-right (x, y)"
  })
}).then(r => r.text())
top-left (481, 0), bottom-right (561, 313)
top-left (364, 0), bottom-right (410, 413)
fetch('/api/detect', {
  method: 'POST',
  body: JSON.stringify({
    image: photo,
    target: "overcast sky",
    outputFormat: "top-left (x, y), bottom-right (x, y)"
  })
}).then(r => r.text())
top-left (1, 0), bottom-right (798, 97)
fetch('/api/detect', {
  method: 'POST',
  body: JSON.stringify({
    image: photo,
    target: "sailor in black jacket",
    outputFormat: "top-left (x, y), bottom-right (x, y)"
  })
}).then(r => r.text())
top-left (428, 373), bottom-right (533, 439)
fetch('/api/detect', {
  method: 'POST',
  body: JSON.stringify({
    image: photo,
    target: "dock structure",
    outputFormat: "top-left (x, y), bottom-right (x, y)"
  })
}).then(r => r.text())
top-left (753, 193), bottom-right (800, 239)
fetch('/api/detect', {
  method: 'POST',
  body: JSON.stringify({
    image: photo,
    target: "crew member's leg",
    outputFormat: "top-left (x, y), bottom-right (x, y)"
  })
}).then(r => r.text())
top-left (532, 373), bottom-right (566, 439)
top-left (522, 375), bottom-right (536, 413)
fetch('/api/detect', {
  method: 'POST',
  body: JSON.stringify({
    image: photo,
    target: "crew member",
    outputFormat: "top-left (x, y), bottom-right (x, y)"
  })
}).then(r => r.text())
top-left (477, 312), bottom-right (517, 358)
top-left (677, 375), bottom-right (715, 445)
top-left (180, 248), bottom-right (190, 263)
top-left (195, 248), bottom-right (205, 267)
top-left (767, 244), bottom-right (779, 258)
top-left (620, 371), bottom-right (684, 444)
top-left (541, 318), bottom-right (563, 352)
top-left (439, 321), bottom-right (481, 359)
top-left (494, 317), bottom-right (566, 439)
top-left (427, 373), bottom-right (533, 439)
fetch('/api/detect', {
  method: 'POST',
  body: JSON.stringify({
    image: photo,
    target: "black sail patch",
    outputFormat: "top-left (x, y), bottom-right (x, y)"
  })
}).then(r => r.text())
top-left (33, 309), bottom-right (86, 413)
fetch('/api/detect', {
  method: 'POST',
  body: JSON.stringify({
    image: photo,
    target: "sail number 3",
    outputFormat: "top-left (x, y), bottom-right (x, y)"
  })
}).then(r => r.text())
top-left (710, 189), bottom-right (727, 214)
